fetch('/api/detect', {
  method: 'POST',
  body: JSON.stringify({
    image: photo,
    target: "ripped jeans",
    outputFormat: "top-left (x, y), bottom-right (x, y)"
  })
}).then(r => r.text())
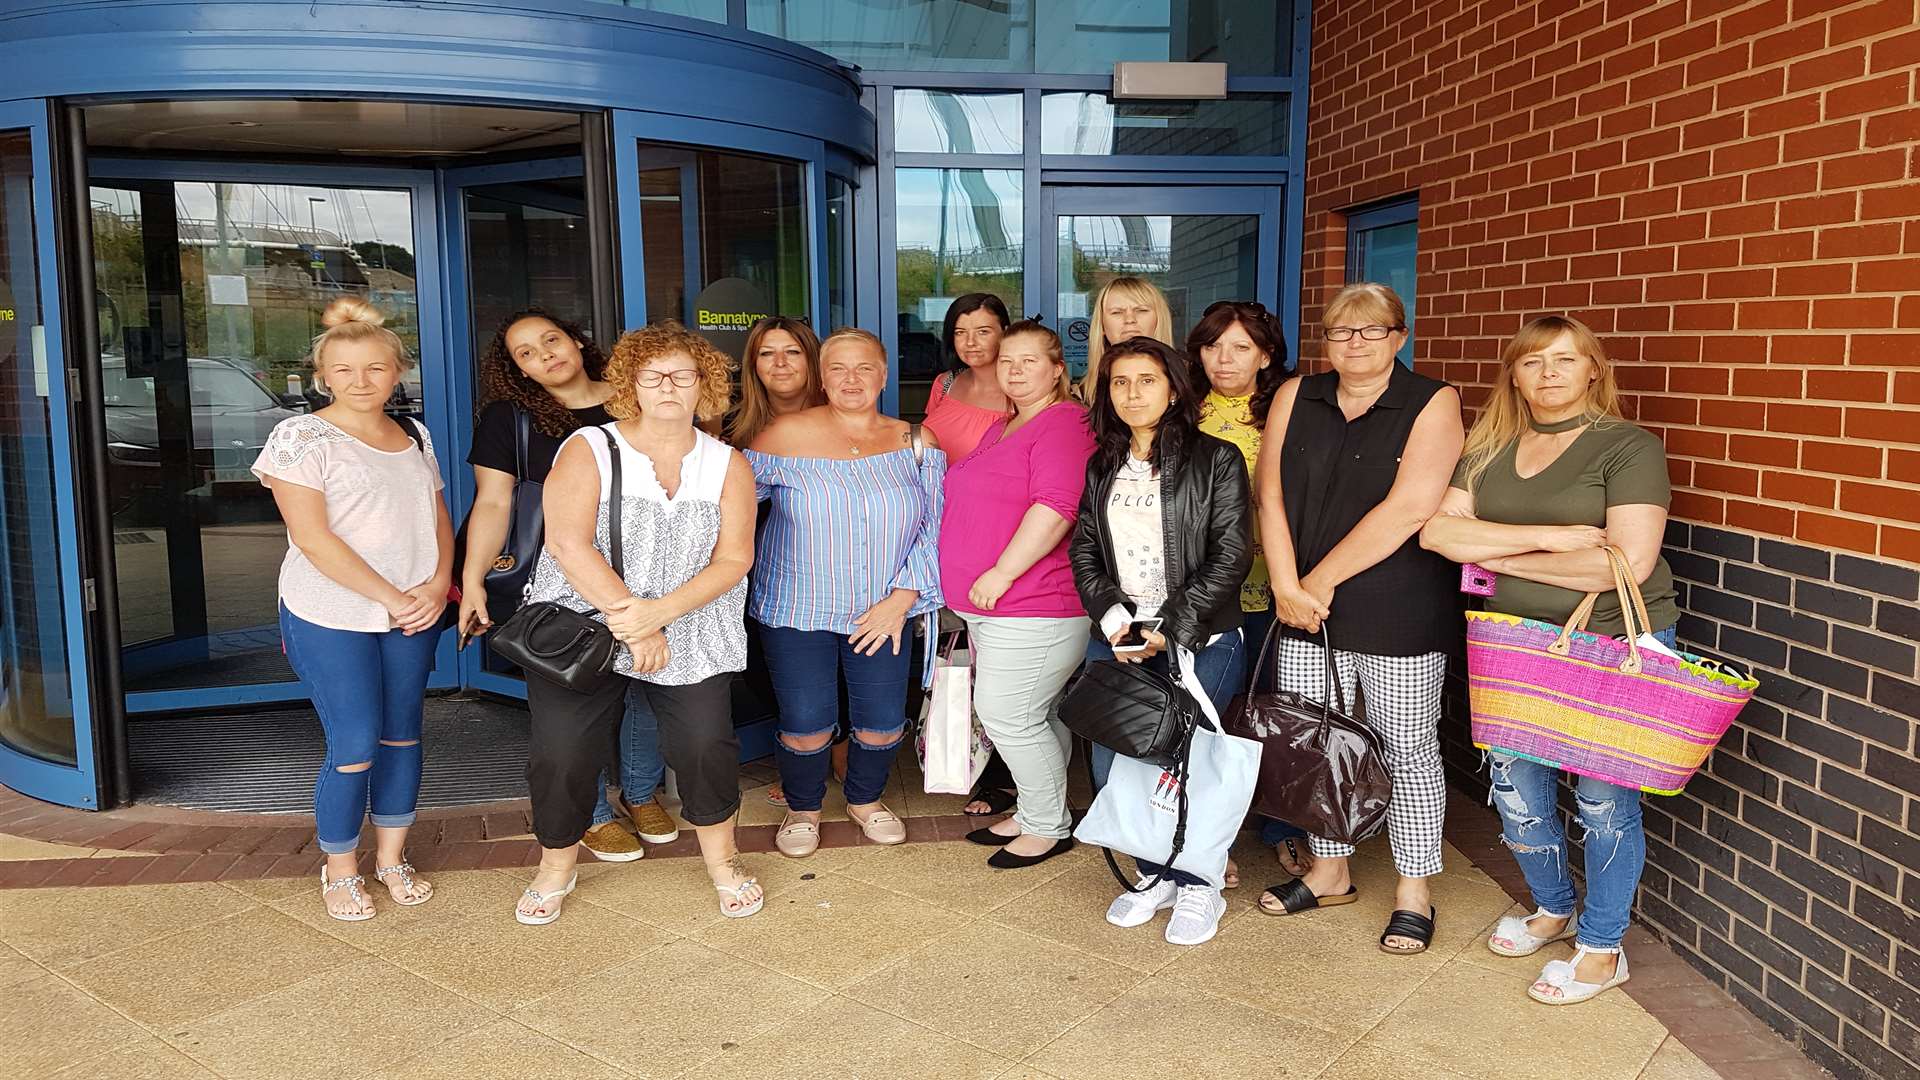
top-left (1486, 624), bottom-right (1670, 950)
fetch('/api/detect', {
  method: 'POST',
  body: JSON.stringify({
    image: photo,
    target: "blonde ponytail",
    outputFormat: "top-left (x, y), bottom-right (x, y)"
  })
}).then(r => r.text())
top-left (311, 297), bottom-right (411, 370)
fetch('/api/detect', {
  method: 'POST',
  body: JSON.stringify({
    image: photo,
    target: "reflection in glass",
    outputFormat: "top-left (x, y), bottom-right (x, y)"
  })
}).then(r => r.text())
top-left (751, 0), bottom-right (1290, 75)
top-left (1057, 213), bottom-right (1259, 376)
top-left (1042, 93), bottom-right (1289, 157)
top-left (91, 181), bottom-right (422, 692)
top-left (579, 0), bottom-right (726, 19)
top-left (827, 177), bottom-right (854, 330)
top-left (895, 169), bottom-right (1022, 417)
top-left (893, 91), bottom-right (1022, 155)
top-left (637, 144), bottom-right (808, 361)
top-left (0, 129), bottom-right (79, 764)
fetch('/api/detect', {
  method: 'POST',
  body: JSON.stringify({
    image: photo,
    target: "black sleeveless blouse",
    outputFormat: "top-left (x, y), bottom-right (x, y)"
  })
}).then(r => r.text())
top-left (1278, 363), bottom-right (1460, 657)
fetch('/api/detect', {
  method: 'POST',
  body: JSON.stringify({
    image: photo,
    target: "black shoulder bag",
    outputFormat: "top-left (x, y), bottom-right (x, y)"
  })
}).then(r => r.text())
top-left (452, 405), bottom-right (548, 625)
top-left (487, 427), bottom-right (625, 693)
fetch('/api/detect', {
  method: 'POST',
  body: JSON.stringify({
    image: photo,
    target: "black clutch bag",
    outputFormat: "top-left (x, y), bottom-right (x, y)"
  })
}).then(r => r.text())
top-left (488, 427), bottom-right (624, 693)
top-left (1058, 658), bottom-right (1199, 768)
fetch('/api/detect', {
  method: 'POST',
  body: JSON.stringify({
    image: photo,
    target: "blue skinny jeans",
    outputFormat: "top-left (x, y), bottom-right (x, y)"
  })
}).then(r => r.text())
top-left (760, 625), bottom-right (910, 811)
top-left (280, 606), bottom-right (440, 855)
top-left (1485, 624), bottom-right (1675, 950)
top-left (590, 681), bottom-right (666, 826)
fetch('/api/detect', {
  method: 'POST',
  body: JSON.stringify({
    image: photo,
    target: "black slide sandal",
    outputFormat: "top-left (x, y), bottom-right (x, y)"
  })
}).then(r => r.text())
top-left (1258, 878), bottom-right (1359, 916)
top-left (964, 787), bottom-right (1016, 816)
top-left (1379, 906), bottom-right (1437, 954)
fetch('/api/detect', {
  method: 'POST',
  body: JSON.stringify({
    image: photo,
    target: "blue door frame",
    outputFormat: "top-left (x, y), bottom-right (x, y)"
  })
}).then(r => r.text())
top-left (0, 100), bottom-right (103, 807)
top-left (86, 158), bottom-right (461, 715)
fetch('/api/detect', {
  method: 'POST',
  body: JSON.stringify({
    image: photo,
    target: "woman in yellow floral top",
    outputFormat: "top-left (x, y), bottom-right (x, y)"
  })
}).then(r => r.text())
top-left (1186, 300), bottom-right (1312, 880)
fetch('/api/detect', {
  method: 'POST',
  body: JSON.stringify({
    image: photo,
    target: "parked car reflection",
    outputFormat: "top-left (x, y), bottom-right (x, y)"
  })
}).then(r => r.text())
top-left (102, 356), bottom-right (304, 524)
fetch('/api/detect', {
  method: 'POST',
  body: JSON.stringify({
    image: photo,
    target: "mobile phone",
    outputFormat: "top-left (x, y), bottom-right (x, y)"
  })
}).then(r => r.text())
top-left (1112, 617), bottom-right (1164, 653)
top-left (1460, 563), bottom-right (1498, 596)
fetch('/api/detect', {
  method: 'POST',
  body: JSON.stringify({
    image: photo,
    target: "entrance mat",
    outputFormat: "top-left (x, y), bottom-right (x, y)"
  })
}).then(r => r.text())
top-left (129, 696), bottom-right (529, 813)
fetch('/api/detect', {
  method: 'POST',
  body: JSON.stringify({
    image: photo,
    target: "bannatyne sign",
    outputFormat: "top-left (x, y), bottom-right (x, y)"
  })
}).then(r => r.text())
top-left (689, 277), bottom-right (776, 361)
top-left (697, 308), bottom-right (771, 328)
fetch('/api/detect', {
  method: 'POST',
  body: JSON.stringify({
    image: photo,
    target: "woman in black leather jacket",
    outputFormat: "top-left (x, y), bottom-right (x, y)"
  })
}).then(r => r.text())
top-left (1067, 336), bottom-right (1252, 947)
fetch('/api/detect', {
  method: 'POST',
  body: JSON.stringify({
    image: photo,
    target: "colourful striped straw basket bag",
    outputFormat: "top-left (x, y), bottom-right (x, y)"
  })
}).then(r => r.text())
top-left (1466, 546), bottom-right (1759, 796)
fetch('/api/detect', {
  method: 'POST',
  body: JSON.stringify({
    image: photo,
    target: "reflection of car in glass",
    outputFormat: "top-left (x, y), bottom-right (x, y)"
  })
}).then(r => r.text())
top-left (102, 357), bottom-right (304, 518)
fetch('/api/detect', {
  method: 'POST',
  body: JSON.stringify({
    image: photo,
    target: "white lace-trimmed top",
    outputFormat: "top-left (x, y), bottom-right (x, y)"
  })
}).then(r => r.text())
top-left (522, 424), bottom-right (747, 686)
top-left (251, 414), bottom-right (445, 633)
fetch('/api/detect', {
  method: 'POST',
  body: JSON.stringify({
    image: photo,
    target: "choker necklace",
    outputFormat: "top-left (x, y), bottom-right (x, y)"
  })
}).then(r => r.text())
top-left (1529, 414), bottom-right (1587, 434)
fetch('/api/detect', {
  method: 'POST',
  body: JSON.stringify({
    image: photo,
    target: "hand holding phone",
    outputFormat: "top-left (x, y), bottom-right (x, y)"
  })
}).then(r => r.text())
top-left (1112, 617), bottom-right (1164, 654)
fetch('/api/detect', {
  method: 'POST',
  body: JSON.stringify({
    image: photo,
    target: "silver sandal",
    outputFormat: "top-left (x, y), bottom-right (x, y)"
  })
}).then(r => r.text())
top-left (714, 876), bottom-right (764, 919)
top-left (374, 859), bottom-right (433, 906)
top-left (320, 866), bottom-right (374, 923)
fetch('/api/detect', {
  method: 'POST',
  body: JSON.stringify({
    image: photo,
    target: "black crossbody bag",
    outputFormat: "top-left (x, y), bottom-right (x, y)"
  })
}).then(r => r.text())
top-left (487, 427), bottom-right (625, 692)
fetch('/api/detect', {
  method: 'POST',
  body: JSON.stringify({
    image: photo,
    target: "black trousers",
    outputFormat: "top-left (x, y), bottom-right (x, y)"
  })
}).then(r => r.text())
top-left (526, 671), bottom-right (741, 849)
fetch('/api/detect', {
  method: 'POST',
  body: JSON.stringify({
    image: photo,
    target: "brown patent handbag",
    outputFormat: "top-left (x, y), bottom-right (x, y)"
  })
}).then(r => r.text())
top-left (1224, 623), bottom-right (1393, 847)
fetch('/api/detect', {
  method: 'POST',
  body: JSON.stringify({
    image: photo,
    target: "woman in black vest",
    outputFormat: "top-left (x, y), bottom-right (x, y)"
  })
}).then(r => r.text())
top-left (1251, 283), bottom-right (1464, 957)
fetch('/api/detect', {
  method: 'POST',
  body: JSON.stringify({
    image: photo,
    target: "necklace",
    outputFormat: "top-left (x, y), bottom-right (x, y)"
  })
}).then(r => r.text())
top-left (1528, 414), bottom-right (1588, 434)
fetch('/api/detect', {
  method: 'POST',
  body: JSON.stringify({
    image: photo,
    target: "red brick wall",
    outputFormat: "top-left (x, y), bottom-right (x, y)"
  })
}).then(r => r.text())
top-left (1301, 0), bottom-right (1920, 565)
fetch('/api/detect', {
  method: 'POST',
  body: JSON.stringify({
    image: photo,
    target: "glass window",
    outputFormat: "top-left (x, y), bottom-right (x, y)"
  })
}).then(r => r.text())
top-left (1057, 212), bottom-right (1259, 376)
top-left (827, 177), bottom-right (854, 330)
top-left (1041, 92), bottom-right (1289, 157)
top-left (1347, 201), bottom-right (1418, 368)
top-left (0, 129), bottom-right (80, 764)
top-left (91, 180), bottom-right (424, 693)
top-left (581, 0), bottom-right (726, 20)
top-left (462, 175), bottom-right (596, 383)
top-left (637, 144), bottom-right (809, 361)
top-left (894, 168), bottom-right (1023, 416)
top-left (893, 91), bottom-right (1022, 155)
top-left (751, 0), bottom-right (1290, 75)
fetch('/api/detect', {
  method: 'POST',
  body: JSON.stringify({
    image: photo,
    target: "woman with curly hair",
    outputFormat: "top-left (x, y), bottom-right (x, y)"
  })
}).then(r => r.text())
top-left (460, 310), bottom-right (675, 864)
top-left (516, 322), bottom-right (761, 923)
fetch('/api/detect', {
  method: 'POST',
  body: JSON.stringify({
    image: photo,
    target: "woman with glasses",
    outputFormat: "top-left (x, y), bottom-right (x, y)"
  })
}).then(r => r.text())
top-left (1185, 299), bottom-right (1310, 886)
top-left (516, 323), bottom-right (761, 924)
top-left (1076, 277), bottom-right (1173, 403)
top-left (748, 328), bottom-right (944, 858)
top-left (1252, 283), bottom-right (1464, 960)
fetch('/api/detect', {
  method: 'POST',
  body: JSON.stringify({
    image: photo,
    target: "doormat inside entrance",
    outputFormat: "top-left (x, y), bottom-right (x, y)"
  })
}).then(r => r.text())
top-left (128, 696), bottom-right (529, 813)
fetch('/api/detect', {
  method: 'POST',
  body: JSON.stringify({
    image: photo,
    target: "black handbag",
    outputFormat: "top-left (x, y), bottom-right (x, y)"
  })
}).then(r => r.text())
top-left (453, 405), bottom-right (547, 626)
top-left (1059, 657), bottom-right (1200, 768)
top-left (487, 427), bottom-right (624, 693)
top-left (1223, 624), bottom-right (1393, 847)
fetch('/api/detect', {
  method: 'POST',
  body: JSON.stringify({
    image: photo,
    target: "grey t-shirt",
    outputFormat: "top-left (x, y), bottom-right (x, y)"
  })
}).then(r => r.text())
top-left (1452, 420), bottom-right (1679, 638)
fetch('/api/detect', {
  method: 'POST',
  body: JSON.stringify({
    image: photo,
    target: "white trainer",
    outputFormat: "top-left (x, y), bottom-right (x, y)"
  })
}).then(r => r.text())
top-left (1165, 884), bottom-right (1227, 946)
top-left (1105, 876), bottom-right (1178, 928)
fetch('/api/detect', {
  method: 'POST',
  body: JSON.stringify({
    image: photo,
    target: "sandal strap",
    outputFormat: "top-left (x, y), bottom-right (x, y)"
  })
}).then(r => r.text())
top-left (1262, 877), bottom-right (1319, 913)
top-left (714, 876), bottom-right (760, 898)
top-left (323, 873), bottom-right (366, 896)
top-left (1381, 906), bottom-right (1437, 946)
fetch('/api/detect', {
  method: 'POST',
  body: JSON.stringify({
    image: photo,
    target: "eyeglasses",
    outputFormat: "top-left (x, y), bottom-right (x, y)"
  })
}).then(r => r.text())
top-left (1323, 325), bottom-right (1404, 342)
top-left (635, 369), bottom-right (700, 388)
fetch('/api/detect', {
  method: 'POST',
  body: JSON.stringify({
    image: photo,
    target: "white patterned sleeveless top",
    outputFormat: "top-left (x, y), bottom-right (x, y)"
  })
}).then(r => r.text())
top-left (521, 424), bottom-right (747, 685)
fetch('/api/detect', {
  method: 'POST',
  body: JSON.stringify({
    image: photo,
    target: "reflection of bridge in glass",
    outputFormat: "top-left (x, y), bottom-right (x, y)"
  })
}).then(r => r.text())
top-left (1068, 243), bottom-right (1171, 274)
top-left (899, 243), bottom-right (1023, 275)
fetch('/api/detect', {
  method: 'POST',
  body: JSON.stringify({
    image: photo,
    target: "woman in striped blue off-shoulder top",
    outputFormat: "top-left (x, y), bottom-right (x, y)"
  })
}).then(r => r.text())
top-left (744, 328), bottom-right (945, 859)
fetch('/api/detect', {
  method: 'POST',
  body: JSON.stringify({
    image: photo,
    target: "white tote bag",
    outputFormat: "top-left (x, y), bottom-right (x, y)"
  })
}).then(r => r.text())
top-left (917, 638), bottom-right (994, 794)
top-left (1073, 645), bottom-right (1263, 889)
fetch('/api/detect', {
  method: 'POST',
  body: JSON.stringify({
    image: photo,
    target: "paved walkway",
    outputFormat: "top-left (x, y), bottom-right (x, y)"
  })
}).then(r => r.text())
top-left (0, 765), bottom-right (1832, 1080)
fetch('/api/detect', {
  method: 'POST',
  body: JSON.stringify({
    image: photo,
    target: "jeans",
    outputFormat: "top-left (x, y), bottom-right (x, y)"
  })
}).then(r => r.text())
top-left (760, 625), bottom-right (910, 811)
top-left (958, 613), bottom-right (1089, 839)
top-left (589, 682), bottom-right (666, 827)
top-left (1486, 624), bottom-right (1675, 950)
top-left (279, 606), bottom-right (441, 855)
top-left (1086, 629), bottom-right (1246, 889)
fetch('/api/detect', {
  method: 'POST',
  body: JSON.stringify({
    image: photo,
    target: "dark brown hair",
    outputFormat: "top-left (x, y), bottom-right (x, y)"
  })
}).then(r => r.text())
top-left (1185, 300), bottom-right (1289, 429)
top-left (476, 309), bottom-right (609, 438)
top-left (1088, 336), bottom-right (1202, 478)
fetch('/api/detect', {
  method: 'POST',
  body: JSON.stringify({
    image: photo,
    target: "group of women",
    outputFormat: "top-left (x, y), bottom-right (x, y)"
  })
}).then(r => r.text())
top-left (258, 271), bottom-right (1679, 1006)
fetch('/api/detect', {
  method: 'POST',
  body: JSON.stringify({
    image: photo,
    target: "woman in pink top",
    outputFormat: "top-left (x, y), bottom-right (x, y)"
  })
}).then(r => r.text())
top-left (923, 292), bottom-right (1011, 461)
top-left (938, 321), bottom-right (1094, 869)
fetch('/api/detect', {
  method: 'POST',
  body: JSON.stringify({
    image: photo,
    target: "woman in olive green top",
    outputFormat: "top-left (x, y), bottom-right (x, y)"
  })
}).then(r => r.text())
top-left (1421, 315), bottom-right (1677, 1007)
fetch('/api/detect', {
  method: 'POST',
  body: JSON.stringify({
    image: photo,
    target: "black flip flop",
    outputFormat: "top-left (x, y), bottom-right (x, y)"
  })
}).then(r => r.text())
top-left (963, 786), bottom-right (1016, 816)
top-left (1379, 906), bottom-right (1437, 954)
top-left (1258, 878), bottom-right (1359, 916)
top-left (1275, 838), bottom-right (1312, 878)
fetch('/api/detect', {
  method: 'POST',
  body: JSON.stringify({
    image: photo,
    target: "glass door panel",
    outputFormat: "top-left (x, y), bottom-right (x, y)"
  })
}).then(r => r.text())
top-left (91, 179), bottom-right (424, 696)
top-left (1043, 185), bottom-right (1280, 379)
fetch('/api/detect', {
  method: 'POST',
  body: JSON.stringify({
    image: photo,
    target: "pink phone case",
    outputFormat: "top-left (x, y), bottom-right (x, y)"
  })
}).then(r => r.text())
top-left (1460, 563), bottom-right (1498, 596)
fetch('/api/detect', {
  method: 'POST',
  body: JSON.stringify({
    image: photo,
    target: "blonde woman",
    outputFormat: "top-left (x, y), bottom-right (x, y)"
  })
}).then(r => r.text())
top-left (1075, 276), bottom-right (1173, 402)
top-left (939, 321), bottom-right (1094, 869)
top-left (252, 298), bottom-right (451, 922)
top-left (515, 323), bottom-right (761, 924)
top-left (1253, 283), bottom-right (1463, 962)
top-left (1421, 315), bottom-right (1677, 1005)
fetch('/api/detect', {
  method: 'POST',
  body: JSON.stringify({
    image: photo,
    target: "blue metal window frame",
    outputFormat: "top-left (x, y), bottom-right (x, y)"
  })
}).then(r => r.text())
top-left (86, 157), bottom-right (461, 714)
top-left (0, 99), bottom-right (102, 807)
